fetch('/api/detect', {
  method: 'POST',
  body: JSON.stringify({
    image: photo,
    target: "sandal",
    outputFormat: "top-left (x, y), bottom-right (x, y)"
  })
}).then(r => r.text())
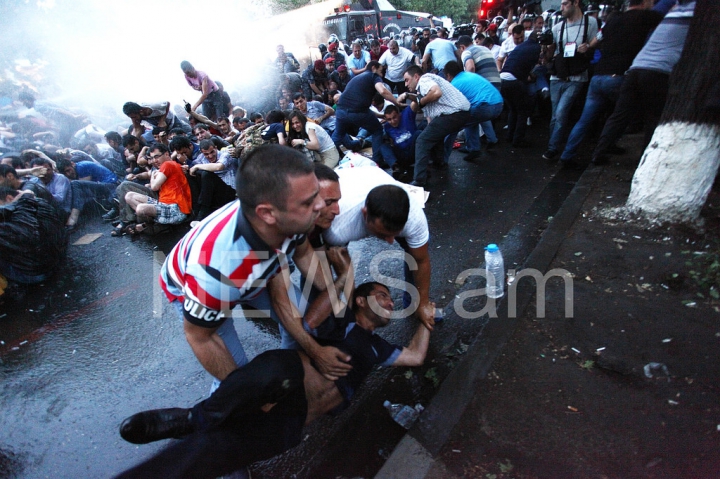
top-left (126, 223), bottom-right (142, 235)
top-left (111, 221), bottom-right (130, 237)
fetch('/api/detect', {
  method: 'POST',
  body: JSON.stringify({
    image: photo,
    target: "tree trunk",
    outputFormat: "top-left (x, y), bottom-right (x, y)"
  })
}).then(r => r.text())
top-left (626, 0), bottom-right (720, 223)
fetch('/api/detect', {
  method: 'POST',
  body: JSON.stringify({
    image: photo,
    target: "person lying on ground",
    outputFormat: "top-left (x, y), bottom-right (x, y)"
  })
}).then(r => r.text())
top-left (117, 281), bottom-right (432, 479)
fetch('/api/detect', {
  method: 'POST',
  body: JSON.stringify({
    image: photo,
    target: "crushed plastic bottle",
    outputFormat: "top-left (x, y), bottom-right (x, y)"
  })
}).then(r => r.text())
top-left (383, 400), bottom-right (424, 429)
top-left (643, 362), bottom-right (670, 381)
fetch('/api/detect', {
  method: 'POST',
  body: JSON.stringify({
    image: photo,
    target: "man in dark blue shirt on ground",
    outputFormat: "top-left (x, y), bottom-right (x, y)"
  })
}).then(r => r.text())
top-left (117, 280), bottom-right (432, 479)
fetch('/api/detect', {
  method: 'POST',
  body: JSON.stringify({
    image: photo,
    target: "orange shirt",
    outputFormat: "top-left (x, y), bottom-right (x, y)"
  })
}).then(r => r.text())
top-left (158, 161), bottom-right (192, 214)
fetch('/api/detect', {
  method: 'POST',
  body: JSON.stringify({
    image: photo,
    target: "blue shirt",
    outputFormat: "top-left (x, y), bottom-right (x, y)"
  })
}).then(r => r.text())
top-left (337, 71), bottom-right (382, 111)
top-left (346, 50), bottom-right (370, 77)
top-left (450, 71), bottom-right (503, 106)
top-left (74, 161), bottom-right (117, 184)
top-left (425, 39), bottom-right (457, 70)
top-left (384, 107), bottom-right (417, 151)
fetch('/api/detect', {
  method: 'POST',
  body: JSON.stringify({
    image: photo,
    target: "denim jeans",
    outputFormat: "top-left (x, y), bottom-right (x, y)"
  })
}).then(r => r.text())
top-left (414, 111), bottom-right (471, 183)
top-left (380, 130), bottom-right (420, 167)
top-left (548, 80), bottom-right (586, 153)
top-left (560, 74), bottom-right (624, 161)
top-left (333, 107), bottom-right (383, 164)
top-left (464, 102), bottom-right (503, 152)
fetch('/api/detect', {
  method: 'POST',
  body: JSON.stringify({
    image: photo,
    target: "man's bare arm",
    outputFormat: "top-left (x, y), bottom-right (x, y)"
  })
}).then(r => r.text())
top-left (268, 273), bottom-right (352, 381)
top-left (392, 315), bottom-right (432, 367)
top-left (408, 243), bottom-right (435, 331)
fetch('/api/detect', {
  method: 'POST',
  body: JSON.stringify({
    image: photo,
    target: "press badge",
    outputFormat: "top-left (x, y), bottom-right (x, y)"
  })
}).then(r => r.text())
top-left (564, 42), bottom-right (577, 57)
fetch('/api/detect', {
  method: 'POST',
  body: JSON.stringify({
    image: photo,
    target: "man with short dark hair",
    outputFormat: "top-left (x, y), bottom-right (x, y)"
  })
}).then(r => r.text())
top-left (159, 145), bottom-right (350, 391)
top-left (421, 34), bottom-right (460, 78)
top-left (559, 0), bottom-right (663, 166)
top-left (122, 101), bottom-right (190, 144)
top-left (332, 61), bottom-right (400, 166)
top-left (56, 158), bottom-right (118, 229)
top-left (496, 24), bottom-right (526, 71)
top-left (188, 140), bottom-right (237, 221)
top-left (193, 124), bottom-right (229, 149)
top-left (30, 157), bottom-right (71, 215)
top-left (381, 104), bottom-right (420, 170)
top-left (401, 65), bottom-right (471, 187)
top-left (323, 166), bottom-right (436, 332)
top-left (292, 93), bottom-right (336, 133)
top-left (542, 0), bottom-right (599, 165)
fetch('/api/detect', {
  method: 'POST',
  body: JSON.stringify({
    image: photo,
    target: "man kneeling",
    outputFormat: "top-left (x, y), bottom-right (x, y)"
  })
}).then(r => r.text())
top-left (117, 282), bottom-right (432, 479)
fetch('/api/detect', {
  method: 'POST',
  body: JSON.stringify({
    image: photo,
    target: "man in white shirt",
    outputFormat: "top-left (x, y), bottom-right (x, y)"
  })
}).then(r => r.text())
top-left (401, 65), bottom-right (471, 187)
top-left (322, 166), bottom-right (436, 332)
top-left (379, 40), bottom-right (420, 95)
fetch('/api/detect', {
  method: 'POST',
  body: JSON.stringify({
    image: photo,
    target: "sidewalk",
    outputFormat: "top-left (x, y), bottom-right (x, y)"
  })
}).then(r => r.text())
top-left (377, 134), bottom-right (720, 479)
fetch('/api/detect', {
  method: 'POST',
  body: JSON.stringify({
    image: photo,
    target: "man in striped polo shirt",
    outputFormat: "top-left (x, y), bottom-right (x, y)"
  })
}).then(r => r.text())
top-left (159, 145), bottom-right (352, 391)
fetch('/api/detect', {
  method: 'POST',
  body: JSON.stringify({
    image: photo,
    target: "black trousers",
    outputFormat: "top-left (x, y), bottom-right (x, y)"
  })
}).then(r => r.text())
top-left (187, 170), bottom-right (237, 221)
top-left (593, 68), bottom-right (670, 160)
top-left (116, 350), bottom-right (307, 479)
top-left (501, 79), bottom-right (532, 145)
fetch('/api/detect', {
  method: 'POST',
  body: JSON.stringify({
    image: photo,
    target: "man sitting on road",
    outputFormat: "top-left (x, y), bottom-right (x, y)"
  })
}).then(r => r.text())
top-left (187, 139), bottom-right (237, 222)
top-left (56, 157), bottom-right (118, 229)
top-left (117, 281), bottom-right (432, 479)
top-left (124, 144), bottom-right (192, 233)
top-left (292, 93), bottom-right (336, 134)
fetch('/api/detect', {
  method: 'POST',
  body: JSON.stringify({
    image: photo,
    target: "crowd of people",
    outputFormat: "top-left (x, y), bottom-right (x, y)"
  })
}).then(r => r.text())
top-left (0, 0), bottom-right (695, 474)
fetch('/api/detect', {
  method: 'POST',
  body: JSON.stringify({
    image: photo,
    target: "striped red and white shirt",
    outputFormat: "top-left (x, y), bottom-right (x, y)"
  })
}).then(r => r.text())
top-left (159, 200), bottom-right (305, 327)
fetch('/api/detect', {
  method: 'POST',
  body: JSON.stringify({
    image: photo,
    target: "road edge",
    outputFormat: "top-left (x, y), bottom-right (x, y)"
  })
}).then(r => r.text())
top-left (375, 165), bottom-right (605, 479)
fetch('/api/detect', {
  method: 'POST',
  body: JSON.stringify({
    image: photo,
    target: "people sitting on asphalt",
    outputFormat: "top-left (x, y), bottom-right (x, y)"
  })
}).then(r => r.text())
top-left (56, 157), bottom-right (118, 230)
top-left (122, 144), bottom-right (191, 235)
top-left (287, 110), bottom-right (339, 168)
top-left (187, 139), bottom-right (237, 222)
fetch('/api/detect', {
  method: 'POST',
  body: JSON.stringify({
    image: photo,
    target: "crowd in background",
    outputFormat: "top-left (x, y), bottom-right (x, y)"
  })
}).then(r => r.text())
top-left (0, 0), bottom-right (692, 297)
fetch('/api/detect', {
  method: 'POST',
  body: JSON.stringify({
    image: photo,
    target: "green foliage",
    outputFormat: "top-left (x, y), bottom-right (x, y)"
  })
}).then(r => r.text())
top-left (686, 249), bottom-right (720, 299)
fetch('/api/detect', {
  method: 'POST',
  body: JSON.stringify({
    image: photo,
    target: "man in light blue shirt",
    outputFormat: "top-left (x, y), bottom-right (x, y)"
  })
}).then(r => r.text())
top-left (421, 36), bottom-right (460, 79)
top-left (346, 41), bottom-right (370, 78)
top-left (445, 61), bottom-right (503, 162)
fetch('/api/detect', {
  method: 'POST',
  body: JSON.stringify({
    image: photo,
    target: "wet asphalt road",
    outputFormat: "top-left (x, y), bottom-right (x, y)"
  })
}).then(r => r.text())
top-left (0, 126), bottom-right (584, 478)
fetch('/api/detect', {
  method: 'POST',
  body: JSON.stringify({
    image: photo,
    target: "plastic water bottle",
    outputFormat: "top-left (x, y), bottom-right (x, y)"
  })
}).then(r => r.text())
top-left (485, 243), bottom-right (505, 299)
top-left (383, 400), bottom-right (424, 429)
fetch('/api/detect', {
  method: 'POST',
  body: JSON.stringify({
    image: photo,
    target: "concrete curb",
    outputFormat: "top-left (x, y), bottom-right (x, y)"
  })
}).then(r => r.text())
top-left (376, 165), bottom-right (605, 479)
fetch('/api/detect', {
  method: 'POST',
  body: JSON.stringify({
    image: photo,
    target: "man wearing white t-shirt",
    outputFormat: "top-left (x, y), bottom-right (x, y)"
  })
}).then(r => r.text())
top-left (322, 166), bottom-right (435, 332)
top-left (379, 40), bottom-right (420, 95)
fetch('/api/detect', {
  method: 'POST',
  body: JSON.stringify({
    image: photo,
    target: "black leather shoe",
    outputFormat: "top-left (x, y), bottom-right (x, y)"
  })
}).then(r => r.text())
top-left (120, 408), bottom-right (193, 444)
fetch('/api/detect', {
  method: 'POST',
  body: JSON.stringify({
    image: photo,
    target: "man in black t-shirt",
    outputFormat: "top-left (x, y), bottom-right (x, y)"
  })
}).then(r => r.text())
top-left (117, 281), bottom-right (432, 479)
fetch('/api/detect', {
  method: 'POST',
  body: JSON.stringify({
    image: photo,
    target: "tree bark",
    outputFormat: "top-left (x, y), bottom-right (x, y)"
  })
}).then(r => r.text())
top-left (626, 0), bottom-right (720, 223)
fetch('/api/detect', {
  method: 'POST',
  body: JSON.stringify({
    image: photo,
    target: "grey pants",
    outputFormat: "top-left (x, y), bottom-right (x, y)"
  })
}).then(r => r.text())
top-left (116, 181), bottom-right (158, 222)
